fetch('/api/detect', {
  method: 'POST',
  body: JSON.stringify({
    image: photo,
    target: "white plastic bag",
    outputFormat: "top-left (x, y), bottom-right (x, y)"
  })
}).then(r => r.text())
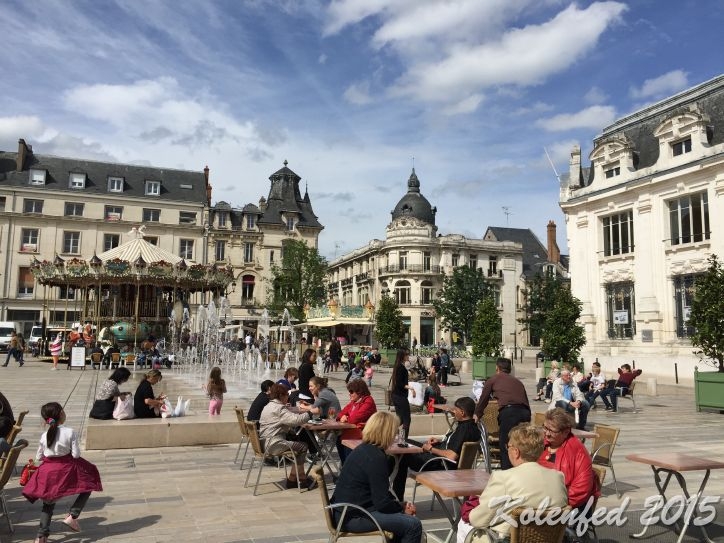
top-left (113, 395), bottom-right (135, 420)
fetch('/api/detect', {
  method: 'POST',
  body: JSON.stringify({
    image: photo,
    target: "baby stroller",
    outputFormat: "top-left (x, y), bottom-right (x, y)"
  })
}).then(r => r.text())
top-left (408, 356), bottom-right (429, 382)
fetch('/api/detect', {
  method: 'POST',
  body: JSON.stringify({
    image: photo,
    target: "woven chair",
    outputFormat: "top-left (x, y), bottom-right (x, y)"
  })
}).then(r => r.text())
top-left (0, 426), bottom-right (22, 470)
top-left (0, 438), bottom-right (28, 533)
top-left (312, 466), bottom-right (392, 542)
top-left (110, 352), bottom-right (121, 368)
top-left (122, 353), bottom-right (137, 371)
top-left (590, 424), bottom-right (621, 497)
top-left (90, 352), bottom-right (103, 369)
top-left (409, 441), bottom-right (479, 505)
top-left (533, 411), bottom-right (546, 426)
top-left (464, 505), bottom-right (570, 543)
top-left (615, 380), bottom-right (638, 412)
top-left (243, 421), bottom-right (303, 496)
top-left (481, 401), bottom-right (501, 466)
top-left (233, 407), bottom-right (251, 468)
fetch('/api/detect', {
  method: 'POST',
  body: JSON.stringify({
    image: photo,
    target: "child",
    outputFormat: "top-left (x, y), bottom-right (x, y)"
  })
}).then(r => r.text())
top-left (23, 402), bottom-right (102, 543)
top-left (364, 360), bottom-right (374, 387)
top-left (206, 366), bottom-right (227, 415)
top-left (49, 333), bottom-right (63, 371)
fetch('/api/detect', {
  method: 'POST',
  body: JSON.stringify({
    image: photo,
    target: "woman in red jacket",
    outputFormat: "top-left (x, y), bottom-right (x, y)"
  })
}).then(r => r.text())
top-left (336, 379), bottom-right (377, 464)
top-left (538, 408), bottom-right (599, 514)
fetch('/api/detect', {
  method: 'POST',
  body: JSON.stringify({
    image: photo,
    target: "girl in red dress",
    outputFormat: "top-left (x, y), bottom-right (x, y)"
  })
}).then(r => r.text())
top-left (23, 402), bottom-right (103, 543)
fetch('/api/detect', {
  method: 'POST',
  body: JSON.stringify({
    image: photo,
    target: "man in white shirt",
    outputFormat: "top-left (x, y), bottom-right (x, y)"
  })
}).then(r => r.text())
top-left (245, 333), bottom-right (253, 351)
top-left (549, 369), bottom-right (590, 430)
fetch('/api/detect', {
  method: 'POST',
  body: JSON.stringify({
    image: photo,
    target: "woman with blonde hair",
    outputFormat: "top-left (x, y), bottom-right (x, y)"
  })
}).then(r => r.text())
top-left (331, 411), bottom-right (422, 543)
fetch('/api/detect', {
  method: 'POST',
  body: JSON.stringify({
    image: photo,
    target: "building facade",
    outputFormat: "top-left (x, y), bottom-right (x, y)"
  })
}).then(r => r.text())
top-left (327, 169), bottom-right (565, 349)
top-left (559, 75), bottom-right (724, 383)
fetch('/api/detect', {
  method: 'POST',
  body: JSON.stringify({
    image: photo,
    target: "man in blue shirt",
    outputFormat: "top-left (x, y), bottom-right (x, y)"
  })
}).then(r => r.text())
top-left (549, 369), bottom-right (590, 430)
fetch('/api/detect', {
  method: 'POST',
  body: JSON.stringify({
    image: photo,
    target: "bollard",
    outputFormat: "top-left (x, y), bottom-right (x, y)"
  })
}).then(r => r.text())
top-left (675, 362), bottom-right (679, 384)
top-left (646, 377), bottom-right (658, 396)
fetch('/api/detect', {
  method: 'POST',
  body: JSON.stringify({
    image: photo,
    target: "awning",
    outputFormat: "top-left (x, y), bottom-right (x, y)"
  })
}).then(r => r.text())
top-left (303, 318), bottom-right (374, 328)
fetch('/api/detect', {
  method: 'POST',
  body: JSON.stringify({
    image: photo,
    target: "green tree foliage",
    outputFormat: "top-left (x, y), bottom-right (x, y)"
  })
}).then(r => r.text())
top-left (375, 294), bottom-right (405, 349)
top-left (519, 273), bottom-right (565, 347)
top-left (540, 286), bottom-right (586, 365)
top-left (470, 296), bottom-right (502, 357)
top-left (433, 266), bottom-right (491, 344)
top-left (689, 255), bottom-right (724, 372)
top-left (267, 239), bottom-right (327, 321)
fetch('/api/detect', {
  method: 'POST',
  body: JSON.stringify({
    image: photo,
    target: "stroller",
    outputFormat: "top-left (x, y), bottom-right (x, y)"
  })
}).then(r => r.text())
top-left (408, 356), bottom-right (430, 382)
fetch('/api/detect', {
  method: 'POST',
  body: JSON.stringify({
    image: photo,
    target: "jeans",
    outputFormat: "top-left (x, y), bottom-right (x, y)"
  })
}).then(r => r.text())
top-left (554, 399), bottom-right (590, 429)
top-left (38, 492), bottom-right (91, 537)
top-left (600, 387), bottom-right (626, 410)
top-left (391, 393), bottom-right (411, 439)
top-left (338, 510), bottom-right (422, 543)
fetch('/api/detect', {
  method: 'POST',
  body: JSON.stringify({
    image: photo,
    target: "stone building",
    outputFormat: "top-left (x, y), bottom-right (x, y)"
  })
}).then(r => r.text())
top-left (559, 74), bottom-right (724, 383)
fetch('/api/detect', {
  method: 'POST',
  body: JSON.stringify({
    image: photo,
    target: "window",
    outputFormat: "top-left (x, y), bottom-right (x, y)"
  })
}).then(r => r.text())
top-left (179, 239), bottom-right (194, 260)
top-left (674, 274), bottom-right (698, 338)
top-left (605, 165), bottom-right (621, 178)
top-left (217, 212), bottom-right (227, 227)
top-left (64, 202), bottom-right (84, 217)
top-left (669, 192), bottom-right (710, 245)
top-left (18, 267), bottom-right (34, 297)
top-left (672, 138), bottom-right (692, 156)
top-left (421, 281), bottom-right (433, 304)
top-left (145, 180), bottom-right (161, 196)
top-left (244, 242), bottom-right (254, 263)
top-left (602, 210), bottom-right (634, 256)
top-left (20, 229), bottom-right (39, 252)
top-left (143, 208), bottom-right (160, 222)
top-left (63, 231), bottom-right (81, 254)
top-left (29, 169), bottom-right (46, 185)
top-left (492, 285), bottom-right (501, 307)
top-left (488, 256), bottom-right (497, 276)
top-left (452, 254), bottom-right (459, 267)
top-left (399, 251), bottom-right (408, 270)
top-left (58, 285), bottom-right (76, 300)
top-left (0, 196), bottom-right (5, 211)
top-left (269, 250), bottom-right (275, 264)
top-left (286, 217), bottom-right (295, 231)
top-left (605, 282), bottom-right (635, 339)
top-left (395, 280), bottom-right (412, 305)
top-left (103, 234), bottom-right (120, 251)
top-left (241, 275), bottom-right (255, 302)
top-left (215, 240), bottom-right (226, 261)
top-left (108, 177), bottom-right (124, 192)
top-left (145, 236), bottom-right (158, 246)
top-left (23, 199), bottom-right (43, 214)
top-left (246, 215), bottom-right (255, 229)
top-left (105, 205), bottom-right (123, 221)
top-left (423, 252), bottom-right (431, 272)
top-left (69, 172), bottom-right (86, 189)
top-left (469, 254), bottom-right (478, 269)
top-left (179, 211), bottom-right (197, 225)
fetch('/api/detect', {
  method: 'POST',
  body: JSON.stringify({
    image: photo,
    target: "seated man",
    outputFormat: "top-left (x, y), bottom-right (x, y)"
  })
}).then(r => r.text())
top-left (105, 343), bottom-right (121, 368)
top-left (599, 363), bottom-right (642, 412)
top-left (549, 369), bottom-right (590, 430)
top-left (457, 423), bottom-right (568, 543)
top-left (392, 396), bottom-right (481, 500)
top-left (247, 380), bottom-right (275, 427)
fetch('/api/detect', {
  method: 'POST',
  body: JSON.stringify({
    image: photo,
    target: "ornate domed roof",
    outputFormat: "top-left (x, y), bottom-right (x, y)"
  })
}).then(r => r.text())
top-left (391, 168), bottom-right (436, 225)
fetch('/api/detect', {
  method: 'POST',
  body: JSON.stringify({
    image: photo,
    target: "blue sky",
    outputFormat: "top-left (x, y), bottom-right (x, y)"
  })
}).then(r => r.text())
top-left (1, 0), bottom-right (722, 260)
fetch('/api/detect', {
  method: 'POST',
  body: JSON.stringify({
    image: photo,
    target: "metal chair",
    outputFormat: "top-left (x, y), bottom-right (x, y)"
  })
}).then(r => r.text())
top-left (464, 505), bottom-right (571, 543)
top-left (0, 438), bottom-right (28, 533)
top-left (110, 352), bottom-right (121, 368)
top-left (244, 421), bottom-right (303, 496)
top-left (590, 424), bottom-right (621, 497)
top-left (90, 352), bottom-right (103, 369)
top-left (312, 466), bottom-right (392, 542)
top-left (122, 353), bottom-right (137, 371)
top-left (233, 407), bottom-right (251, 468)
top-left (615, 380), bottom-right (637, 412)
top-left (476, 421), bottom-right (494, 473)
top-left (409, 441), bottom-right (479, 505)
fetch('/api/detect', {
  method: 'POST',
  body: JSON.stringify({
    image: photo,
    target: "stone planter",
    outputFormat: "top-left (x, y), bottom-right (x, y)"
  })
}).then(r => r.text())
top-left (472, 356), bottom-right (498, 380)
top-left (694, 366), bottom-right (724, 412)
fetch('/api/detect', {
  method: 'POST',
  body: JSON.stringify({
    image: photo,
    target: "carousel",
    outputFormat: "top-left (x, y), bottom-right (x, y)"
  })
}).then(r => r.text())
top-left (30, 226), bottom-right (234, 356)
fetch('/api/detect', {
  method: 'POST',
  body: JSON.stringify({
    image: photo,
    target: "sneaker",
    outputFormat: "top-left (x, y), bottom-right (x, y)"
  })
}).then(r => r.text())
top-left (51, 367), bottom-right (58, 371)
top-left (1, 364), bottom-right (7, 367)
top-left (610, 409), bottom-right (618, 413)
top-left (63, 514), bottom-right (80, 532)
top-left (604, 406), bottom-right (612, 411)
top-left (34, 537), bottom-right (48, 543)
top-left (19, 362), bottom-right (23, 367)
top-left (544, 399), bottom-right (551, 404)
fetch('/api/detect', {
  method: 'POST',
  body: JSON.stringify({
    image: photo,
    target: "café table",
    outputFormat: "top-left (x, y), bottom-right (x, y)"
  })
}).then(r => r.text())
top-left (303, 419), bottom-right (356, 477)
top-left (626, 451), bottom-right (724, 543)
top-left (414, 469), bottom-right (491, 543)
top-left (342, 438), bottom-right (424, 489)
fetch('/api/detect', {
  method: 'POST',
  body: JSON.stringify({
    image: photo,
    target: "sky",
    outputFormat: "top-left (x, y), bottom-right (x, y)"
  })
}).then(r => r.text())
top-left (1, 0), bottom-right (722, 261)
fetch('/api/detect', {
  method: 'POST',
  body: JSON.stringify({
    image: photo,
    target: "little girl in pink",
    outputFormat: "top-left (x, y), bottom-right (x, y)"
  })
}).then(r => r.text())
top-left (364, 361), bottom-right (374, 387)
top-left (206, 367), bottom-right (227, 415)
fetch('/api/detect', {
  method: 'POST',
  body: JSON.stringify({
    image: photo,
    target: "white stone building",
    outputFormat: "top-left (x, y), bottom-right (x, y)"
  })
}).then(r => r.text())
top-left (559, 75), bottom-right (724, 384)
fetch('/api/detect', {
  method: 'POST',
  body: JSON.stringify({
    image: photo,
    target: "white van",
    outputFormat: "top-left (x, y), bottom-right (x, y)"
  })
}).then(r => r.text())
top-left (0, 322), bottom-right (21, 353)
top-left (28, 325), bottom-right (44, 355)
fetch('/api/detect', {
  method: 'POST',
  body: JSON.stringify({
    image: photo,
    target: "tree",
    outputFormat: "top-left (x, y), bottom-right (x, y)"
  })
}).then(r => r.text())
top-left (374, 294), bottom-right (405, 349)
top-left (433, 266), bottom-right (491, 344)
top-left (689, 254), bottom-right (724, 372)
top-left (470, 296), bottom-right (502, 357)
top-left (519, 273), bottom-right (565, 347)
top-left (540, 286), bottom-right (586, 365)
top-left (267, 239), bottom-right (327, 322)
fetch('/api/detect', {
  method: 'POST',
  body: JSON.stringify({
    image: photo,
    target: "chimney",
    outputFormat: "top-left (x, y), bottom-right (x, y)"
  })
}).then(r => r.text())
top-left (569, 144), bottom-right (581, 188)
top-left (204, 165), bottom-right (212, 204)
top-left (258, 196), bottom-right (267, 212)
top-left (17, 138), bottom-right (32, 172)
top-left (547, 220), bottom-right (560, 264)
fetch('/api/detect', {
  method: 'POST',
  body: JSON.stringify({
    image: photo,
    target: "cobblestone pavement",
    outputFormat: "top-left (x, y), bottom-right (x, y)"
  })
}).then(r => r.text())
top-left (1, 355), bottom-right (723, 542)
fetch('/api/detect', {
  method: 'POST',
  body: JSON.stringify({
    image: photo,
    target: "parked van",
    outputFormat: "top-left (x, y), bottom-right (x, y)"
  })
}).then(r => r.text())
top-left (28, 325), bottom-right (44, 355)
top-left (0, 322), bottom-right (22, 353)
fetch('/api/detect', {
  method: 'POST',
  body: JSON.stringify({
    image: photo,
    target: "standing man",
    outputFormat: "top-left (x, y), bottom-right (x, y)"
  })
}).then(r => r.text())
top-left (549, 369), bottom-right (590, 430)
top-left (474, 358), bottom-right (530, 470)
top-left (439, 348), bottom-right (450, 387)
top-left (245, 332), bottom-right (253, 352)
top-left (412, 337), bottom-right (418, 354)
top-left (2, 331), bottom-right (22, 367)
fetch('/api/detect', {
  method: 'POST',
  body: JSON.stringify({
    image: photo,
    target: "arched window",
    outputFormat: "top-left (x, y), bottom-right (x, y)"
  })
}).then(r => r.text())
top-left (420, 280), bottom-right (433, 305)
top-left (241, 275), bottom-right (255, 303)
top-left (395, 280), bottom-right (411, 305)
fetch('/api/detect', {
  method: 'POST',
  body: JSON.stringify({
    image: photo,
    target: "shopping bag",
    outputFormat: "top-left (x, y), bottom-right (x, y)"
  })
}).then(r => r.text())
top-left (19, 459), bottom-right (38, 486)
top-left (113, 395), bottom-right (135, 420)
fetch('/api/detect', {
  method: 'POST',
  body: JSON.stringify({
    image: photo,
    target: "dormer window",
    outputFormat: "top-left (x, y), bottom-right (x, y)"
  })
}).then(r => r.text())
top-left (108, 177), bottom-right (124, 193)
top-left (69, 172), bottom-right (86, 189)
top-left (246, 215), bottom-right (255, 229)
top-left (672, 138), bottom-right (692, 157)
top-left (218, 212), bottom-right (227, 227)
top-left (286, 217), bottom-right (295, 231)
top-left (145, 180), bottom-right (161, 196)
top-left (29, 169), bottom-right (46, 186)
top-left (605, 165), bottom-right (620, 179)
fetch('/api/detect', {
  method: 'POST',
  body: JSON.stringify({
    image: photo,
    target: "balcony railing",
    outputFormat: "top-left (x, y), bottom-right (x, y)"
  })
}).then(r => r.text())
top-left (380, 264), bottom-right (441, 274)
top-left (487, 269), bottom-right (503, 278)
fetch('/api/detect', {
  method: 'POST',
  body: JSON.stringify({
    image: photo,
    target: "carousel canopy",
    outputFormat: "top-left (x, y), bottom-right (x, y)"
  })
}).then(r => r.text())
top-left (99, 237), bottom-right (182, 264)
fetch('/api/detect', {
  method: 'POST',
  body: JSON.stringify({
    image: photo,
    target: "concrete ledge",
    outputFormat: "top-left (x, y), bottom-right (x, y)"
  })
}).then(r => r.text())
top-left (409, 413), bottom-right (453, 437)
top-left (85, 410), bottom-right (241, 450)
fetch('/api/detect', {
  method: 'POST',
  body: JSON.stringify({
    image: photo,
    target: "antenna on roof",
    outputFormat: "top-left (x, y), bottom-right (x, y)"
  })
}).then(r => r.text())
top-left (543, 147), bottom-right (561, 182)
top-left (502, 206), bottom-right (512, 226)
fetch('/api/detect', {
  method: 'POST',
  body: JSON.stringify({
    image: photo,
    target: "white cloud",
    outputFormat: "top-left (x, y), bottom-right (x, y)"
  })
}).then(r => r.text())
top-left (324, 0), bottom-right (397, 35)
top-left (536, 105), bottom-right (617, 132)
top-left (442, 94), bottom-right (484, 116)
top-left (629, 70), bottom-right (689, 99)
top-left (584, 86), bottom-right (608, 104)
top-left (0, 116), bottom-right (46, 147)
top-left (318, 53), bottom-right (327, 64)
top-left (343, 81), bottom-right (374, 105)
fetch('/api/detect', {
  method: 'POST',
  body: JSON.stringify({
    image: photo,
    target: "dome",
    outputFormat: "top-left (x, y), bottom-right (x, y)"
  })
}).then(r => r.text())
top-left (391, 168), bottom-right (436, 225)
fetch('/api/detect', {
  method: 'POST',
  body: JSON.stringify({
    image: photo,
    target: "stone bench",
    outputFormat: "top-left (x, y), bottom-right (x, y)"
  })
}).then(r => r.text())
top-left (85, 409), bottom-right (241, 450)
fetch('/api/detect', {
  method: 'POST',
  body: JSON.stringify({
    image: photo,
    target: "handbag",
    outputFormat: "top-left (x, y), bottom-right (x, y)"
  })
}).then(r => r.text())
top-left (89, 399), bottom-right (115, 420)
top-left (113, 395), bottom-right (135, 420)
top-left (19, 458), bottom-right (38, 486)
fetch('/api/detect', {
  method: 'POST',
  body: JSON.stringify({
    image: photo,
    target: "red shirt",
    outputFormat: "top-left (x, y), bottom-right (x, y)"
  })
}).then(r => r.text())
top-left (337, 395), bottom-right (377, 440)
top-left (538, 434), bottom-right (599, 509)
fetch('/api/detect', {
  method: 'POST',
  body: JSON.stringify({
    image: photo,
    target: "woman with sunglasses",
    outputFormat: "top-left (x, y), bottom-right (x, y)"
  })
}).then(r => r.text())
top-left (336, 379), bottom-right (377, 464)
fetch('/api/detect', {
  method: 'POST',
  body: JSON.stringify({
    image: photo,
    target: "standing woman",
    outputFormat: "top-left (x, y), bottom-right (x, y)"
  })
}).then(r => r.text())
top-left (390, 348), bottom-right (415, 439)
top-left (23, 402), bottom-right (102, 543)
top-left (50, 333), bottom-right (63, 371)
top-left (298, 348), bottom-right (317, 398)
top-left (134, 369), bottom-right (165, 418)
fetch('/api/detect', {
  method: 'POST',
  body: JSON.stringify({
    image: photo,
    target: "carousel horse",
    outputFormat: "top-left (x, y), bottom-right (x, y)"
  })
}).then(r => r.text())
top-left (99, 327), bottom-right (114, 351)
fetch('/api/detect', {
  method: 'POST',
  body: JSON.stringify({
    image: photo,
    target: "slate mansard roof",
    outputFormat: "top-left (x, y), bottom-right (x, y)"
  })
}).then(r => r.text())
top-left (484, 226), bottom-right (554, 278)
top-left (0, 145), bottom-right (208, 204)
top-left (256, 161), bottom-right (322, 229)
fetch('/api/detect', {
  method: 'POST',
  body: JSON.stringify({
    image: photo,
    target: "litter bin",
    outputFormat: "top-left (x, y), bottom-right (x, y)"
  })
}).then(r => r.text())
top-left (536, 352), bottom-right (544, 368)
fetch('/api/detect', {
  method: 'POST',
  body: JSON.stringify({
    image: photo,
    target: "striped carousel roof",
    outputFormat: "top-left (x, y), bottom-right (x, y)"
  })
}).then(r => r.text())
top-left (98, 237), bottom-right (182, 264)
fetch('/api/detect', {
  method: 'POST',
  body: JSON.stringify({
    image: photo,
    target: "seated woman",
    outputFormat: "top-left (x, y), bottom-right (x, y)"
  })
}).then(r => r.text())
top-left (535, 360), bottom-right (560, 401)
top-left (336, 379), bottom-right (377, 464)
top-left (133, 369), bottom-right (165, 418)
top-left (298, 376), bottom-right (341, 419)
top-left (259, 384), bottom-right (312, 490)
top-left (90, 367), bottom-right (132, 419)
top-left (423, 373), bottom-right (445, 413)
top-left (276, 367), bottom-right (298, 391)
top-left (331, 411), bottom-right (422, 543)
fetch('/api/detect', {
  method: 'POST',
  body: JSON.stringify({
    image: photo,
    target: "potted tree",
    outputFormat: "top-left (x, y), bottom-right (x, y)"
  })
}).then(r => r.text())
top-left (374, 294), bottom-right (405, 367)
top-left (470, 296), bottom-right (502, 380)
top-left (688, 255), bottom-right (724, 412)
